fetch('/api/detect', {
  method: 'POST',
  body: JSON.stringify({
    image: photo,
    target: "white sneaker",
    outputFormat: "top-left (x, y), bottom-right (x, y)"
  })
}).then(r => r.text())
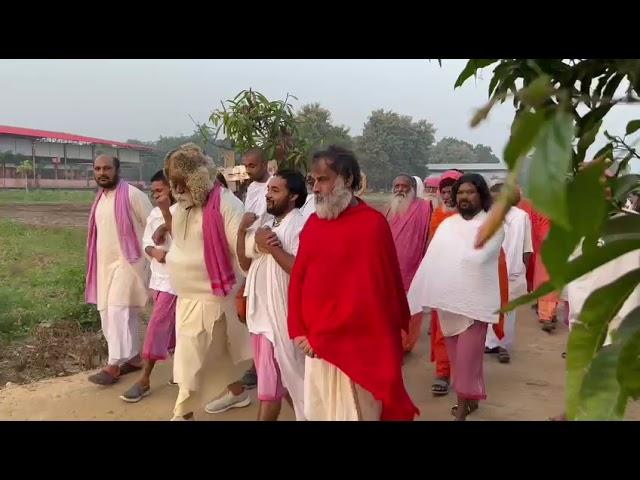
top-left (205, 389), bottom-right (251, 414)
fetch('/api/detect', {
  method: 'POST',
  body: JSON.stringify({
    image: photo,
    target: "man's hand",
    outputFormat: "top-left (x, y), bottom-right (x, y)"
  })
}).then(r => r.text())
top-left (255, 226), bottom-right (281, 253)
top-left (155, 193), bottom-right (172, 213)
top-left (294, 336), bottom-right (317, 358)
top-left (152, 248), bottom-right (167, 264)
top-left (239, 212), bottom-right (258, 234)
top-left (152, 224), bottom-right (168, 245)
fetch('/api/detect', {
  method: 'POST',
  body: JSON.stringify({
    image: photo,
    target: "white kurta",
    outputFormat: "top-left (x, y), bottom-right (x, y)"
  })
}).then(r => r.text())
top-left (486, 207), bottom-right (533, 350)
top-left (567, 219), bottom-right (640, 345)
top-left (165, 189), bottom-right (252, 416)
top-left (244, 209), bottom-right (307, 419)
top-left (95, 185), bottom-right (152, 311)
top-left (244, 179), bottom-right (270, 215)
top-left (407, 211), bottom-right (505, 333)
top-left (143, 204), bottom-right (178, 295)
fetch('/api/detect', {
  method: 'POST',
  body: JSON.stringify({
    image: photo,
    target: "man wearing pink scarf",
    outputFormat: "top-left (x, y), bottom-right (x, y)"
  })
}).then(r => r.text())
top-left (85, 155), bottom-right (153, 385)
top-left (156, 144), bottom-right (252, 420)
top-left (385, 174), bottom-right (432, 352)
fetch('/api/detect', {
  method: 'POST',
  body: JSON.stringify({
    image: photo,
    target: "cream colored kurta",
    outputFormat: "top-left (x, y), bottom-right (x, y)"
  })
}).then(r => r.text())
top-left (166, 189), bottom-right (252, 416)
top-left (95, 185), bottom-right (152, 311)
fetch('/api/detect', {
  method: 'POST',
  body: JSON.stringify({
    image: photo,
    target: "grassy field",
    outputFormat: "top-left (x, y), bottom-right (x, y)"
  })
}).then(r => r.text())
top-left (0, 219), bottom-right (99, 341)
top-left (0, 189), bottom-right (96, 205)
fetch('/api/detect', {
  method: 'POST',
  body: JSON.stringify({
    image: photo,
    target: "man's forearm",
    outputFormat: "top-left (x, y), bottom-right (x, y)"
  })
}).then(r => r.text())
top-left (237, 229), bottom-right (252, 272)
top-left (160, 208), bottom-right (173, 235)
top-left (269, 246), bottom-right (295, 274)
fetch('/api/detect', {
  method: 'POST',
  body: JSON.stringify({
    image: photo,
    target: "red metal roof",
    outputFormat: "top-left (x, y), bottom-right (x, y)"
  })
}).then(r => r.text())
top-left (0, 125), bottom-right (153, 151)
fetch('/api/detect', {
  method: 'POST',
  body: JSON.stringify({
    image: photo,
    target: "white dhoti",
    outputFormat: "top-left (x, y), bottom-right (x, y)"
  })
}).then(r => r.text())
top-left (303, 357), bottom-right (381, 421)
top-left (485, 310), bottom-right (516, 351)
top-left (172, 298), bottom-right (251, 418)
top-left (99, 306), bottom-right (141, 366)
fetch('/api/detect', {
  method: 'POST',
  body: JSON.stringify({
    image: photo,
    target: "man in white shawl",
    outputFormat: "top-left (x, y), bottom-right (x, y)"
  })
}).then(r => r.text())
top-left (408, 173), bottom-right (504, 421)
top-left (231, 169), bottom-right (308, 420)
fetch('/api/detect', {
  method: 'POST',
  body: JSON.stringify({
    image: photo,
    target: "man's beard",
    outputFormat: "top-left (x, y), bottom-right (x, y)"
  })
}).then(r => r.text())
top-left (171, 169), bottom-right (212, 208)
top-left (388, 189), bottom-right (415, 218)
top-left (96, 174), bottom-right (119, 190)
top-left (315, 176), bottom-right (353, 220)
top-left (457, 203), bottom-right (481, 218)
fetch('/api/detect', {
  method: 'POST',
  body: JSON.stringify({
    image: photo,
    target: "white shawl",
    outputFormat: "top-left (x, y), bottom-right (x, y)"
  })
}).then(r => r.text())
top-left (407, 210), bottom-right (504, 324)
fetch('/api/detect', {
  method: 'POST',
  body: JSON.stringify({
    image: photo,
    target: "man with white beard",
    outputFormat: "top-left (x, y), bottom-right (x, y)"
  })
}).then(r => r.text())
top-left (424, 176), bottom-right (441, 210)
top-left (385, 174), bottom-right (432, 353)
top-left (288, 146), bottom-right (419, 420)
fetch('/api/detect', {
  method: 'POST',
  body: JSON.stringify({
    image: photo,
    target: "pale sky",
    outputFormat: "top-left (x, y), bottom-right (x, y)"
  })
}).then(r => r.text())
top-left (1, 59), bottom-right (638, 168)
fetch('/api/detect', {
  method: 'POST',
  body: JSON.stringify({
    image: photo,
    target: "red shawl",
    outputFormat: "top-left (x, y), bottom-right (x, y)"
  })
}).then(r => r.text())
top-left (288, 200), bottom-right (419, 420)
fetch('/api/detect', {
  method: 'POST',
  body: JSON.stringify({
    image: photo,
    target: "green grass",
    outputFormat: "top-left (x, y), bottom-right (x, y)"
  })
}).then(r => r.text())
top-left (0, 219), bottom-right (99, 341)
top-left (0, 189), bottom-right (95, 205)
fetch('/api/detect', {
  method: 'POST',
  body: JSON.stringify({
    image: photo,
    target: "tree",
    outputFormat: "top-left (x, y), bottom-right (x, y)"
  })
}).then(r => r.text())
top-left (16, 159), bottom-right (33, 192)
top-left (430, 137), bottom-right (500, 164)
top-left (356, 109), bottom-right (435, 190)
top-left (454, 58), bottom-right (640, 420)
top-left (206, 89), bottom-right (308, 171)
top-left (295, 103), bottom-right (353, 154)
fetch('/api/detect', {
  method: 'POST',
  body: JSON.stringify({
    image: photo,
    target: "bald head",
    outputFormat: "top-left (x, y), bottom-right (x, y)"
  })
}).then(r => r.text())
top-left (243, 148), bottom-right (269, 182)
top-left (93, 155), bottom-right (120, 190)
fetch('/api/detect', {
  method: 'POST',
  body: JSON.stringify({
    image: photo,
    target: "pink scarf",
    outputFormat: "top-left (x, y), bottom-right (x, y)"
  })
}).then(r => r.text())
top-left (202, 182), bottom-right (236, 296)
top-left (388, 199), bottom-right (432, 291)
top-left (85, 181), bottom-right (142, 304)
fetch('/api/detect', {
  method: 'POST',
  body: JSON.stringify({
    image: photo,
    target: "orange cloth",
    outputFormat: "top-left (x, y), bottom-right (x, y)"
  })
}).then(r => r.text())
top-left (401, 313), bottom-right (423, 353)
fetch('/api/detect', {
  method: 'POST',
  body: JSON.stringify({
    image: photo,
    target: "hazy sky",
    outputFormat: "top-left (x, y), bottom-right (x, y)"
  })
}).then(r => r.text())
top-left (1, 59), bottom-right (638, 165)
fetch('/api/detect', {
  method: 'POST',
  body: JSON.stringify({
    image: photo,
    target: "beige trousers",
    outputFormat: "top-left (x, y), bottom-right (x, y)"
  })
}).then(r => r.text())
top-left (304, 357), bottom-right (381, 421)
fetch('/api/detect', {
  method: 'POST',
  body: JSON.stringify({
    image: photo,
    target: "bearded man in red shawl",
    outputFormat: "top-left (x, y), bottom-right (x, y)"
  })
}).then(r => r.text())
top-left (288, 146), bottom-right (419, 421)
top-left (385, 174), bottom-right (433, 353)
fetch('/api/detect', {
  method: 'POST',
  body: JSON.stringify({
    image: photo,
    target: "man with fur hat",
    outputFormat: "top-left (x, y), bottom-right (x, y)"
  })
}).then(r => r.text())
top-left (154, 143), bottom-right (252, 420)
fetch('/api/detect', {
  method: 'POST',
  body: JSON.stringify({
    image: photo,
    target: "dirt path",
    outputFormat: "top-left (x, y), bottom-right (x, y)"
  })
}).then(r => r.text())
top-left (3, 307), bottom-right (637, 421)
top-left (0, 203), bottom-right (89, 228)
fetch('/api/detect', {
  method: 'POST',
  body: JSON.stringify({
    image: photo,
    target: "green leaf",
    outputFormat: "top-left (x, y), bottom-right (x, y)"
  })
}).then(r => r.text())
top-left (525, 112), bottom-right (574, 228)
top-left (567, 267), bottom-right (640, 417)
top-left (614, 307), bottom-right (640, 399)
top-left (576, 119), bottom-right (602, 164)
top-left (601, 213), bottom-right (640, 243)
top-left (611, 174), bottom-right (640, 204)
top-left (574, 344), bottom-right (628, 420)
top-left (602, 72), bottom-right (625, 102)
top-left (518, 74), bottom-right (553, 108)
top-left (454, 59), bottom-right (499, 89)
top-left (593, 142), bottom-right (613, 162)
top-left (503, 110), bottom-right (546, 169)
top-left (626, 120), bottom-right (640, 136)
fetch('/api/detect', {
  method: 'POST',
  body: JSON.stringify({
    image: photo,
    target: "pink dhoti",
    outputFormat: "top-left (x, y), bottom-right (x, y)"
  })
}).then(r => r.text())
top-left (444, 320), bottom-right (488, 401)
top-left (142, 290), bottom-right (177, 361)
top-left (252, 333), bottom-right (287, 402)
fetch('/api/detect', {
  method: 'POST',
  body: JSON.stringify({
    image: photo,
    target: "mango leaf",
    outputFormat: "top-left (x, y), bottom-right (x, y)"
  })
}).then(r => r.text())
top-left (503, 237), bottom-right (640, 312)
top-left (614, 307), bottom-right (640, 399)
top-left (566, 267), bottom-right (640, 418)
top-left (593, 142), bottom-right (613, 162)
top-left (518, 74), bottom-right (553, 108)
top-left (576, 119), bottom-right (602, 164)
top-left (602, 72), bottom-right (625, 102)
top-left (574, 344), bottom-right (628, 420)
top-left (503, 110), bottom-right (546, 169)
top-left (601, 213), bottom-right (640, 243)
top-left (541, 161), bottom-right (607, 285)
top-left (626, 120), bottom-right (640, 136)
top-left (525, 112), bottom-right (574, 229)
top-left (611, 175), bottom-right (640, 204)
top-left (454, 59), bottom-right (499, 89)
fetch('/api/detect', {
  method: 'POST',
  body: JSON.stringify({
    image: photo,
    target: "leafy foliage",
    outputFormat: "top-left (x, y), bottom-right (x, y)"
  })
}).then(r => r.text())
top-left (455, 58), bottom-right (640, 419)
